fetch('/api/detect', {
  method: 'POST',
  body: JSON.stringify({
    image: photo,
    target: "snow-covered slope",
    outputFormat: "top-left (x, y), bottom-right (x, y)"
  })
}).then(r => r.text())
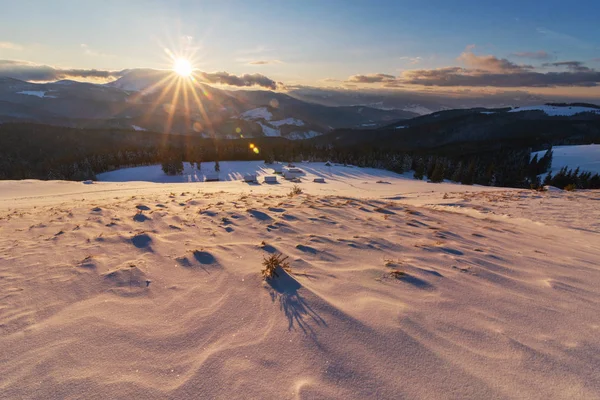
top-left (270, 118), bottom-right (305, 127)
top-left (1, 167), bottom-right (600, 399)
top-left (402, 104), bottom-right (434, 115)
top-left (533, 144), bottom-right (600, 174)
top-left (240, 107), bottom-right (273, 121)
top-left (255, 121), bottom-right (278, 137)
top-left (509, 105), bottom-right (600, 116)
top-left (16, 90), bottom-right (57, 99)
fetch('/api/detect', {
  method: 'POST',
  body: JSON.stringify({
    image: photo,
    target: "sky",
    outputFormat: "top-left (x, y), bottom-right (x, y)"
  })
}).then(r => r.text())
top-left (0, 0), bottom-right (599, 97)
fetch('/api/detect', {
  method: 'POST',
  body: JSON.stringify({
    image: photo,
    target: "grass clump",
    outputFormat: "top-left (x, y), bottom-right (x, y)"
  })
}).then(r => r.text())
top-left (261, 253), bottom-right (291, 280)
top-left (564, 183), bottom-right (576, 191)
top-left (288, 185), bottom-right (303, 197)
top-left (390, 270), bottom-right (406, 279)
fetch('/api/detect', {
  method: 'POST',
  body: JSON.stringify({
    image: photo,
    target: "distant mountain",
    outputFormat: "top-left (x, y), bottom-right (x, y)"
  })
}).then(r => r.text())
top-left (287, 87), bottom-right (561, 115)
top-left (0, 73), bottom-right (416, 139)
top-left (311, 103), bottom-right (600, 154)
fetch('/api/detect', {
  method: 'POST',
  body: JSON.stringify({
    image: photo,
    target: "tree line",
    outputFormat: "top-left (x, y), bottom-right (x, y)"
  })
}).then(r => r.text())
top-left (0, 123), bottom-right (598, 190)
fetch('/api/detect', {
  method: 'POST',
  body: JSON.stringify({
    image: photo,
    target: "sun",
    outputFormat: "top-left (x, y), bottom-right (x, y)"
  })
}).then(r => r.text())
top-left (173, 58), bottom-right (193, 77)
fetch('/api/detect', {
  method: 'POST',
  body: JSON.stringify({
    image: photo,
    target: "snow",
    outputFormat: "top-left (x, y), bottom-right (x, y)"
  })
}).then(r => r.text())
top-left (532, 144), bottom-right (600, 174)
top-left (16, 90), bottom-right (57, 99)
top-left (402, 105), bottom-right (433, 115)
top-left (287, 130), bottom-right (322, 140)
top-left (509, 105), bottom-right (600, 116)
top-left (131, 125), bottom-right (147, 131)
top-left (240, 107), bottom-right (272, 121)
top-left (257, 122), bottom-right (280, 137)
top-left (480, 111), bottom-right (496, 115)
top-left (395, 125), bottom-right (407, 129)
top-left (1, 163), bottom-right (600, 399)
top-left (98, 162), bottom-right (270, 183)
top-left (360, 123), bottom-right (377, 127)
top-left (270, 118), bottom-right (305, 127)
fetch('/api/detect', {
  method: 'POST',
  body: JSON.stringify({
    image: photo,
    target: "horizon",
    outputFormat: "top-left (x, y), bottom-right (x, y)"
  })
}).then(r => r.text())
top-left (1, 0), bottom-right (599, 99)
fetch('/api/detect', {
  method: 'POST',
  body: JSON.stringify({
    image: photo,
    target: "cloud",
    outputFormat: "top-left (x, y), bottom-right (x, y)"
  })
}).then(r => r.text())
top-left (0, 60), bottom-right (122, 82)
top-left (346, 48), bottom-right (600, 88)
top-left (237, 45), bottom-right (273, 55)
top-left (247, 59), bottom-right (283, 65)
top-left (512, 51), bottom-right (552, 60)
top-left (543, 61), bottom-right (591, 72)
top-left (0, 60), bottom-right (283, 89)
top-left (347, 50), bottom-right (600, 88)
top-left (537, 27), bottom-right (593, 50)
top-left (196, 71), bottom-right (279, 89)
top-left (458, 51), bottom-right (532, 73)
top-left (398, 66), bottom-right (600, 87)
top-left (347, 73), bottom-right (396, 83)
top-left (0, 42), bottom-right (23, 51)
top-left (80, 44), bottom-right (114, 58)
top-left (399, 56), bottom-right (423, 65)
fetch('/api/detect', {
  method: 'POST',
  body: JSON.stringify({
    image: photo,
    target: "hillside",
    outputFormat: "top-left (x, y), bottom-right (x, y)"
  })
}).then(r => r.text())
top-left (1, 169), bottom-right (600, 399)
top-left (0, 74), bottom-right (414, 139)
top-left (312, 104), bottom-right (600, 154)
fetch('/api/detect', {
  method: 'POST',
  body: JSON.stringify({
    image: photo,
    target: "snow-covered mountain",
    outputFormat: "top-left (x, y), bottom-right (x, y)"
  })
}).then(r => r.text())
top-left (0, 74), bottom-right (415, 139)
top-left (508, 104), bottom-right (600, 116)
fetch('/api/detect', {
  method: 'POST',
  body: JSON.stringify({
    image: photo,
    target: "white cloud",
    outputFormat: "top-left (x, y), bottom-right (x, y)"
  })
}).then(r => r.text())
top-left (399, 56), bottom-right (423, 65)
top-left (0, 41), bottom-right (23, 51)
top-left (80, 43), bottom-right (114, 58)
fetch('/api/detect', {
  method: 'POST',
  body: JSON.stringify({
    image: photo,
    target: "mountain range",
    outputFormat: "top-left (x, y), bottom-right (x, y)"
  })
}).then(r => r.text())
top-left (0, 71), bottom-right (416, 139)
top-left (313, 103), bottom-right (600, 154)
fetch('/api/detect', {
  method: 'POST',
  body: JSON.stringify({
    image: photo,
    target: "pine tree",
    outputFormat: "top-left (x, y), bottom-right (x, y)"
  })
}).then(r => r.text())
top-left (461, 160), bottom-right (476, 185)
top-left (451, 161), bottom-right (463, 182)
top-left (264, 151), bottom-right (275, 164)
top-left (413, 157), bottom-right (425, 180)
top-left (543, 171), bottom-right (552, 186)
top-left (430, 160), bottom-right (445, 183)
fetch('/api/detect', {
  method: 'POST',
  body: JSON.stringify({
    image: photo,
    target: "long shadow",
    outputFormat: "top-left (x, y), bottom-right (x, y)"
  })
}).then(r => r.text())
top-left (296, 244), bottom-right (318, 254)
top-left (133, 213), bottom-right (151, 222)
top-left (193, 250), bottom-right (217, 264)
top-left (399, 274), bottom-right (435, 289)
top-left (261, 244), bottom-right (278, 254)
top-left (267, 268), bottom-right (327, 336)
top-left (248, 210), bottom-right (272, 221)
top-left (131, 233), bottom-right (153, 251)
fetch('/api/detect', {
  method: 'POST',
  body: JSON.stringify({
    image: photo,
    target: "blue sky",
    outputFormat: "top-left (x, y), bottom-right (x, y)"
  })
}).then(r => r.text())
top-left (0, 0), bottom-right (599, 96)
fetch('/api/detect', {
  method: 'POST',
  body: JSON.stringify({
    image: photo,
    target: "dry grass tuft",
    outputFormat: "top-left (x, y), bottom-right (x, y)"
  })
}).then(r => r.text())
top-left (288, 185), bottom-right (303, 197)
top-left (261, 253), bottom-right (291, 280)
top-left (390, 270), bottom-right (406, 279)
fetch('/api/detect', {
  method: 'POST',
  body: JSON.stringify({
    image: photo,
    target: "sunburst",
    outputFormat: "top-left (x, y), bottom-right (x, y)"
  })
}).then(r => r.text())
top-left (173, 58), bottom-right (193, 77)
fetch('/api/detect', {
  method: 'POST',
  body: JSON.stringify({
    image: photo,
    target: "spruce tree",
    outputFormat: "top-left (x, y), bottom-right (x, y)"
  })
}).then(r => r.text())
top-left (413, 158), bottom-right (425, 180)
top-left (430, 160), bottom-right (445, 183)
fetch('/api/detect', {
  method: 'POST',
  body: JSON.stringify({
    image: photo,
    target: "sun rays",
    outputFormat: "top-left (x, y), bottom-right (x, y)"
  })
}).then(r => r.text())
top-left (123, 35), bottom-right (254, 146)
top-left (173, 58), bottom-right (193, 77)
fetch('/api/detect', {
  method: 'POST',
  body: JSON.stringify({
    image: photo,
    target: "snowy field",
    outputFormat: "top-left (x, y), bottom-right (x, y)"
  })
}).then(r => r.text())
top-left (533, 144), bottom-right (600, 174)
top-left (97, 161), bottom-right (418, 184)
top-left (1, 164), bottom-right (600, 399)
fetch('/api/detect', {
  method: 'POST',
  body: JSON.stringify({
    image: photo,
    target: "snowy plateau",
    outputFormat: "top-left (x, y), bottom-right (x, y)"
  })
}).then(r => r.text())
top-left (1, 161), bottom-right (600, 399)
